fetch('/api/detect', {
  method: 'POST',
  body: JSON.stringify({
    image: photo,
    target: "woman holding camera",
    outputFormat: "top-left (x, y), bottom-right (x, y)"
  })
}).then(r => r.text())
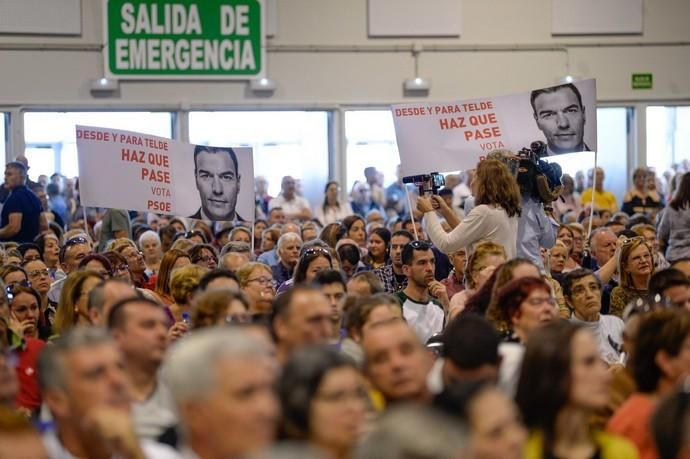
top-left (417, 159), bottom-right (521, 258)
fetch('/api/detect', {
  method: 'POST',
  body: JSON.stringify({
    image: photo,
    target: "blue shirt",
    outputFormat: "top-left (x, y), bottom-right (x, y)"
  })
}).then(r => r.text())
top-left (48, 195), bottom-right (69, 226)
top-left (257, 248), bottom-right (278, 266)
top-left (1, 185), bottom-right (42, 242)
top-left (517, 196), bottom-right (557, 271)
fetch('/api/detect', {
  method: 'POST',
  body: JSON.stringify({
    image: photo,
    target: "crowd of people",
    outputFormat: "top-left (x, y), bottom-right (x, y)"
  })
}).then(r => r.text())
top-left (1, 152), bottom-right (690, 459)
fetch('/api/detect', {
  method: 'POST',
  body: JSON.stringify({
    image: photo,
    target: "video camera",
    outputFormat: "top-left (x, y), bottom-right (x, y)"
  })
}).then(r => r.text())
top-left (402, 172), bottom-right (445, 197)
top-left (514, 141), bottom-right (563, 205)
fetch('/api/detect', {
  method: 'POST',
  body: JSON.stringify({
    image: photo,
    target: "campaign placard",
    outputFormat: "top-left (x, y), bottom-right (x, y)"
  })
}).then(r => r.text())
top-left (76, 125), bottom-right (254, 222)
top-left (392, 79), bottom-right (597, 175)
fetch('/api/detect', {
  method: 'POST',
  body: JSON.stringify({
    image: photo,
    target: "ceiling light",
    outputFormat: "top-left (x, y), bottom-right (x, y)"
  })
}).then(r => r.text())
top-left (249, 77), bottom-right (276, 95)
top-left (403, 77), bottom-right (431, 96)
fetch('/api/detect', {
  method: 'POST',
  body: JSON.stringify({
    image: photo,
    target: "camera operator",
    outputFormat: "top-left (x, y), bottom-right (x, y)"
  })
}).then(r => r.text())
top-left (417, 158), bottom-right (521, 259)
top-left (496, 148), bottom-right (560, 271)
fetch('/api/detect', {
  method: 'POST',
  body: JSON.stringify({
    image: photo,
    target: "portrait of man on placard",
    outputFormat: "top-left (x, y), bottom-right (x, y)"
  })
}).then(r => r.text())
top-left (189, 145), bottom-right (246, 222)
top-left (530, 83), bottom-right (591, 156)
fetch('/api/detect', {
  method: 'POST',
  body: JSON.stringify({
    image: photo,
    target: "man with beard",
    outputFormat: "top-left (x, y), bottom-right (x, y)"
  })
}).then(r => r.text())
top-left (374, 230), bottom-right (413, 293)
top-left (395, 241), bottom-right (449, 344)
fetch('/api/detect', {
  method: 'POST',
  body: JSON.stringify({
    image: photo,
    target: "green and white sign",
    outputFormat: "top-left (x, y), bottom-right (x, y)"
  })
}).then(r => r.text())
top-left (632, 73), bottom-right (653, 90)
top-left (105, 0), bottom-right (264, 79)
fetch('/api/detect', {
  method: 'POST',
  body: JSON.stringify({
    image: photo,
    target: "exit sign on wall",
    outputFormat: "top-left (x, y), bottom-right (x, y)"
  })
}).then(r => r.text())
top-left (104, 0), bottom-right (265, 79)
top-left (632, 73), bottom-right (653, 90)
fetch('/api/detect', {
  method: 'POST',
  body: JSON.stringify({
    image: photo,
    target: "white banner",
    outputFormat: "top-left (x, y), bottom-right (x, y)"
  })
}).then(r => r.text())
top-left (76, 126), bottom-right (254, 222)
top-left (392, 79), bottom-right (597, 175)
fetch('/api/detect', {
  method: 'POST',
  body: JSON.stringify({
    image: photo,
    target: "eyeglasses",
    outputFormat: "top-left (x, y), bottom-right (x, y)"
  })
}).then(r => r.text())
top-left (407, 240), bottom-right (431, 250)
top-left (247, 277), bottom-right (273, 286)
top-left (23, 255), bottom-right (41, 262)
top-left (525, 296), bottom-right (557, 307)
top-left (112, 263), bottom-right (129, 273)
top-left (27, 268), bottom-right (50, 279)
top-left (225, 313), bottom-right (250, 324)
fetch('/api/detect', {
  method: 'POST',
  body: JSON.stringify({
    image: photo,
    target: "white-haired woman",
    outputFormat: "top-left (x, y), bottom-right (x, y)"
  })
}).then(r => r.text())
top-left (138, 229), bottom-right (163, 276)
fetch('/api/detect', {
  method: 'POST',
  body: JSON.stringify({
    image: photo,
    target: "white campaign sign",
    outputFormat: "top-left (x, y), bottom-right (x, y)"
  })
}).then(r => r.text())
top-left (392, 79), bottom-right (597, 175)
top-left (76, 125), bottom-right (254, 222)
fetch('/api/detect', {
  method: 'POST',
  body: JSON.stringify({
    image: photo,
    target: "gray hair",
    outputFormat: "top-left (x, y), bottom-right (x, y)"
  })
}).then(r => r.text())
top-left (163, 327), bottom-right (273, 406)
top-left (38, 327), bottom-right (113, 392)
top-left (138, 229), bottom-right (161, 249)
top-left (277, 233), bottom-right (302, 254)
top-left (589, 226), bottom-right (616, 248)
top-left (354, 404), bottom-right (468, 459)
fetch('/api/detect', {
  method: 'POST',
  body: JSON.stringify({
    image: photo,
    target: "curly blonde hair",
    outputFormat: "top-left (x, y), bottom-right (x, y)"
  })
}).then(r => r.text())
top-left (169, 264), bottom-right (208, 304)
top-left (465, 241), bottom-right (507, 290)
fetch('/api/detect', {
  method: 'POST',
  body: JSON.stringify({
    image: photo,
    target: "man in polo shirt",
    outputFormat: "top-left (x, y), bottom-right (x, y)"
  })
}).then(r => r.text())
top-left (0, 162), bottom-right (44, 243)
top-left (395, 241), bottom-right (449, 344)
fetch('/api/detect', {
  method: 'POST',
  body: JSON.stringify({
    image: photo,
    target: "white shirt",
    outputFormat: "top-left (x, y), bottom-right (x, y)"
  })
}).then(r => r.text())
top-left (313, 202), bottom-right (354, 225)
top-left (424, 204), bottom-right (518, 258)
top-left (268, 194), bottom-right (311, 218)
top-left (429, 343), bottom-right (525, 398)
top-left (452, 183), bottom-right (472, 217)
top-left (131, 380), bottom-right (177, 441)
top-left (497, 342), bottom-right (525, 397)
top-left (42, 430), bottom-right (180, 459)
top-left (398, 292), bottom-right (445, 344)
top-left (570, 314), bottom-right (625, 365)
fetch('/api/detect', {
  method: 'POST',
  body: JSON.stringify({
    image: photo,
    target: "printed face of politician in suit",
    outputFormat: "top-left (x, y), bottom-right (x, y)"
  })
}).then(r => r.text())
top-left (195, 149), bottom-right (240, 220)
top-left (532, 86), bottom-right (586, 154)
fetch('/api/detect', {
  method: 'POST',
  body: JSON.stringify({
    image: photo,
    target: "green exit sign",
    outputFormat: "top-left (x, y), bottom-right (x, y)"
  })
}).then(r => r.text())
top-left (632, 73), bottom-right (653, 90)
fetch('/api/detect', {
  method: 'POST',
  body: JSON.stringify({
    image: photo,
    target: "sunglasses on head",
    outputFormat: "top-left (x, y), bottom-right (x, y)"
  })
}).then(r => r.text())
top-left (175, 230), bottom-right (206, 243)
top-left (65, 236), bottom-right (89, 247)
top-left (408, 240), bottom-right (431, 250)
top-left (301, 247), bottom-right (331, 258)
top-left (621, 236), bottom-right (646, 246)
top-left (5, 281), bottom-right (32, 302)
